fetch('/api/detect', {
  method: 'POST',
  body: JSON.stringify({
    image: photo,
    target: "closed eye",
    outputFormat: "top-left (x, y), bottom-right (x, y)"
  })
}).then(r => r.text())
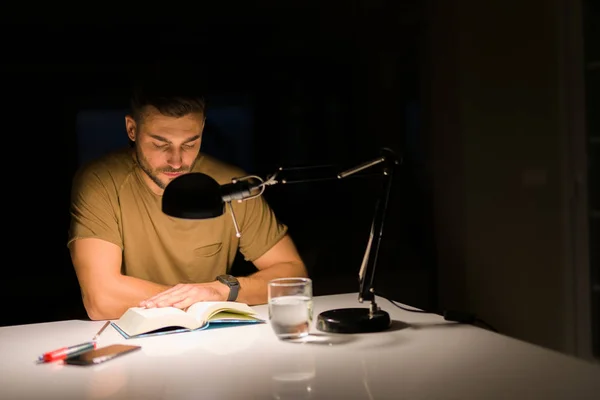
top-left (152, 142), bottom-right (196, 150)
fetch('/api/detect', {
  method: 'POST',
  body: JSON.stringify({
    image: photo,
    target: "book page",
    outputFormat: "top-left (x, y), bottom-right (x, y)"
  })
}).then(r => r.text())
top-left (115, 307), bottom-right (200, 337)
top-left (186, 301), bottom-right (257, 325)
top-left (133, 307), bottom-right (187, 318)
top-left (209, 311), bottom-right (263, 322)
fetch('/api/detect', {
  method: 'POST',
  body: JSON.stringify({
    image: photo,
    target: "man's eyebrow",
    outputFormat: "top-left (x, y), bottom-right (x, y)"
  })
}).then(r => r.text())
top-left (149, 134), bottom-right (201, 144)
top-left (183, 134), bottom-right (202, 143)
top-left (149, 134), bottom-right (170, 143)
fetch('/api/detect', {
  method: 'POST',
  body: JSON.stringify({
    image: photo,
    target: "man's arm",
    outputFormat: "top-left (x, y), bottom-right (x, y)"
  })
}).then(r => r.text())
top-left (70, 237), bottom-right (172, 320)
top-left (140, 234), bottom-right (307, 308)
top-left (236, 234), bottom-right (307, 305)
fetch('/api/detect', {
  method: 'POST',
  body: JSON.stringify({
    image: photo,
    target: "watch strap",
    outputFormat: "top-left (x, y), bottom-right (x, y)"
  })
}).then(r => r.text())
top-left (217, 275), bottom-right (240, 301)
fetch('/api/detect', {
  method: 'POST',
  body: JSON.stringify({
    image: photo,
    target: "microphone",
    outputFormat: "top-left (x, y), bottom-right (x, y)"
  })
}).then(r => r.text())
top-left (220, 177), bottom-right (263, 202)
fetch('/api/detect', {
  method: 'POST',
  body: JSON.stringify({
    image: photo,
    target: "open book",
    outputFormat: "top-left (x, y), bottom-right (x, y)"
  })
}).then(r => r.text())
top-left (111, 301), bottom-right (264, 339)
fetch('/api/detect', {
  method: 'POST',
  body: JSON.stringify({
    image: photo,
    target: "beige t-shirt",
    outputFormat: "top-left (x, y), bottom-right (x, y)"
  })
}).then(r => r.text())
top-left (67, 147), bottom-right (288, 285)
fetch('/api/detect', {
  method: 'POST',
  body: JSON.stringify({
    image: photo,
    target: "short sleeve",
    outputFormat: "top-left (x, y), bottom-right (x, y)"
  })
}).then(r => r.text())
top-left (236, 195), bottom-right (288, 262)
top-left (67, 167), bottom-right (123, 250)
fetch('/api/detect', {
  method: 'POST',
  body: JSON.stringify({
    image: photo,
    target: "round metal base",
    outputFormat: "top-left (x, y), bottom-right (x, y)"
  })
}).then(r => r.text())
top-left (316, 308), bottom-right (391, 334)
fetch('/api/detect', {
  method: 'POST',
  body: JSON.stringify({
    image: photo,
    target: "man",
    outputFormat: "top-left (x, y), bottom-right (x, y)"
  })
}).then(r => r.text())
top-left (68, 77), bottom-right (308, 320)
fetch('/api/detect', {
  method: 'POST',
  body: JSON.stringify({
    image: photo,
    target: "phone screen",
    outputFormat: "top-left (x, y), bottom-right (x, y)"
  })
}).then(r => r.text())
top-left (64, 344), bottom-right (141, 366)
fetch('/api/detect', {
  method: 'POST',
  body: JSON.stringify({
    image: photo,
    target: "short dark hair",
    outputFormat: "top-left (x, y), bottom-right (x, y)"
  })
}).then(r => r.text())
top-left (130, 73), bottom-right (206, 124)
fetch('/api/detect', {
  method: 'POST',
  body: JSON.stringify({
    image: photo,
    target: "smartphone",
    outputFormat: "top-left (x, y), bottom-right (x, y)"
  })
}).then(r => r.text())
top-left (64, 344), bottom-right (141, 366)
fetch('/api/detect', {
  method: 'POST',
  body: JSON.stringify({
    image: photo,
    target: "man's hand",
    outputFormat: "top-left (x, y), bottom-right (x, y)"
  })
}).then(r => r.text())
top-left (139, 282), bottom-right (228, 309)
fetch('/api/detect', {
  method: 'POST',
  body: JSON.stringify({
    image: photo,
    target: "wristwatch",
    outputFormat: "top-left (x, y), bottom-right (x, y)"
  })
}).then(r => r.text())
top-left (216, 274), bottom-right (240, 301)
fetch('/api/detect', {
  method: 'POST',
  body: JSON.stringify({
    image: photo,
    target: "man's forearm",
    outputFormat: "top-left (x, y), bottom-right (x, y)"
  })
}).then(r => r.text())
top-left (85, 275), bottom-right (171, 320)
top-left (236, 261), bottom-right (308, 305)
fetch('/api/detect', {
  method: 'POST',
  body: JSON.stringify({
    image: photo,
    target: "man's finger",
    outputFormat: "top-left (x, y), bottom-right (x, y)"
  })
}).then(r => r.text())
top-left (172, 298), bottom-right (195, 310)
top-left (141, 285), bottom-right (189, 306)
top-left (155, 293), bottom-right (188, 307)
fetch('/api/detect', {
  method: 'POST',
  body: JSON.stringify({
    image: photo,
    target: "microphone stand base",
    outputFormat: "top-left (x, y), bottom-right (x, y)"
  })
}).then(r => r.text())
top-left (316, 308), bottom-right (391, 334)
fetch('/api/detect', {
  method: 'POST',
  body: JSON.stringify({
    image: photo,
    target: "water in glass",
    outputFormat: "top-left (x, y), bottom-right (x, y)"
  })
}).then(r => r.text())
top-left (269, 295), bottom-right (313, 339)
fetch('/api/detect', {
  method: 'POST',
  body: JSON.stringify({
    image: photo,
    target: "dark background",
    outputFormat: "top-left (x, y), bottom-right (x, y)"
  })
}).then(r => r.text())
top-left (1, 1), bottom-right (434, 325)
top-left (0, 0), bottom-right (597, 361)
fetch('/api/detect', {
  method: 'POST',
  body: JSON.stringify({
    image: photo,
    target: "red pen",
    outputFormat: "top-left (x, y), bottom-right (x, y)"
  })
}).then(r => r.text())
top-left (37, 341), bottom-right (97, 363)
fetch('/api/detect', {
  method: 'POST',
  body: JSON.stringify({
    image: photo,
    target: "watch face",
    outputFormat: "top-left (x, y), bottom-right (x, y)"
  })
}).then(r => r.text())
top-left (219, 275), bottom-right (238, 285)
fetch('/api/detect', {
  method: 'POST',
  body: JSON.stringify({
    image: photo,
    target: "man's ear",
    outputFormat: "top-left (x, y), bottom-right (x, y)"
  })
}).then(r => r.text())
top-left (125, 115), bottom-right (137, 142)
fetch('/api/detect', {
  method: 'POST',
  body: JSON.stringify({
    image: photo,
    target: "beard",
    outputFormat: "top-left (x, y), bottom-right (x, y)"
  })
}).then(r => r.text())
top-left (134, 145), bottom-right (196, 190)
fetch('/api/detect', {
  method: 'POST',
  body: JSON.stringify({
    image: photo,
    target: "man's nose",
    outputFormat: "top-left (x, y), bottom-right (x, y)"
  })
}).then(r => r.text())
top-left (167, 148), bottom-right (183, 169)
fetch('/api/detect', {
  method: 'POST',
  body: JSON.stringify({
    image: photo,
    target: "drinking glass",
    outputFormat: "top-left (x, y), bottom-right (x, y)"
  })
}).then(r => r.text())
top-left (268, 277), bottom-right (313, 340)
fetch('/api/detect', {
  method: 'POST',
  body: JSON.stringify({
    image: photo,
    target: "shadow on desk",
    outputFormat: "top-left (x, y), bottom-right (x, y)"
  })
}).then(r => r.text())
top-left (408, 321), bottom-right (464, 330)
top-left (389, 320), bottom-right (411, 331)
top-left (289, 322), bottom-right (409, 346)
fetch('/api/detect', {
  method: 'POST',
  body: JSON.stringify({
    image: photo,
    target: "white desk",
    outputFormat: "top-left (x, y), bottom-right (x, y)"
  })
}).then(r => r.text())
top-left (1, 293), bottom-right (599, 400)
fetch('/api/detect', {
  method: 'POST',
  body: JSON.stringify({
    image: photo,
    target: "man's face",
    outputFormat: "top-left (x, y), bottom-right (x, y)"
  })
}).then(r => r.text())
top-left (125, 106), bottom-right (205, 193)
